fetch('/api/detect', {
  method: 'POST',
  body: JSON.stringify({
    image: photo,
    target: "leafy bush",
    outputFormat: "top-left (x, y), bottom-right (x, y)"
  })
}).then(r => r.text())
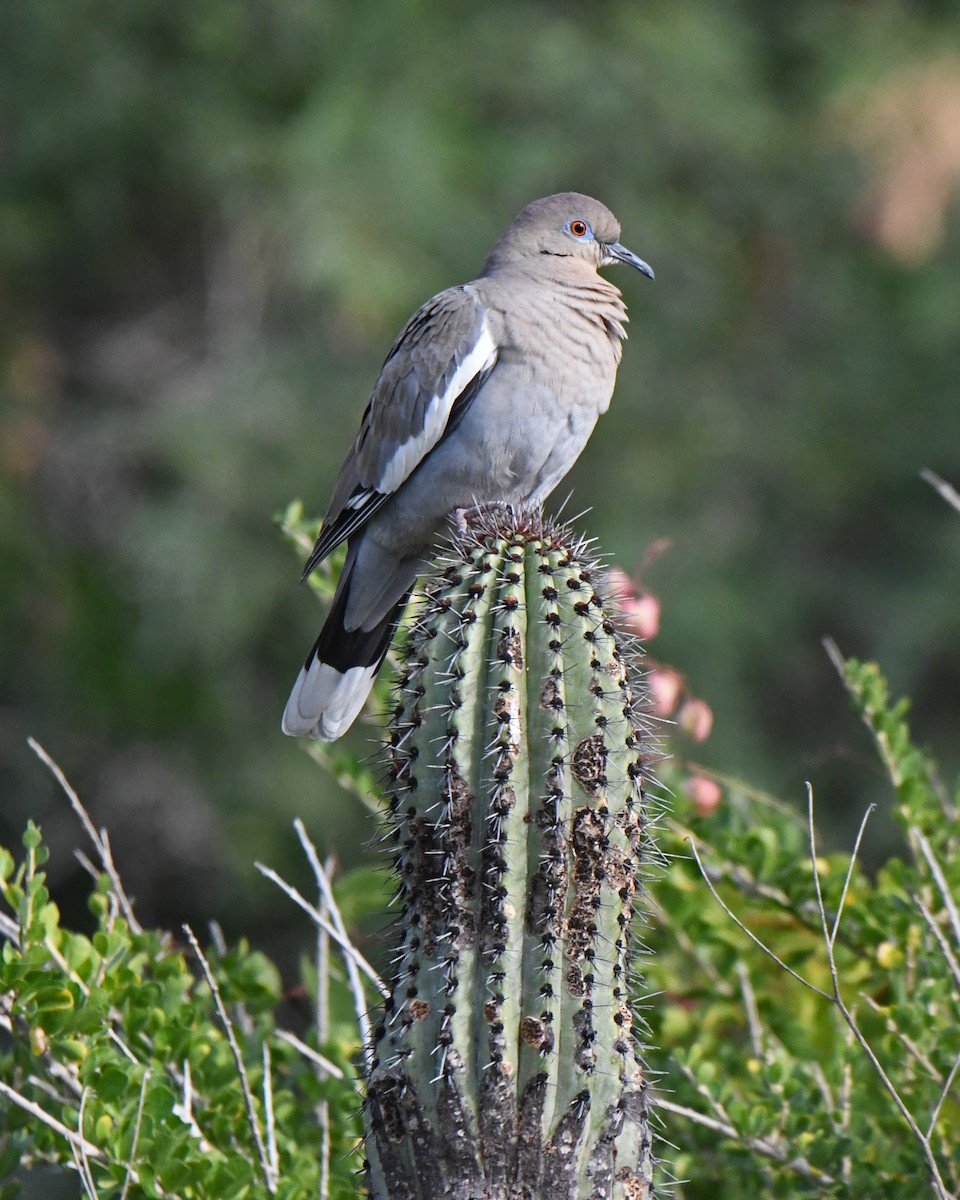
top-left (0, 745), bottom-right (367, 1199)
top-left (647, 647), bottom-right (960, 1198)
top-left (1, 495), bottom-right (958, 1197)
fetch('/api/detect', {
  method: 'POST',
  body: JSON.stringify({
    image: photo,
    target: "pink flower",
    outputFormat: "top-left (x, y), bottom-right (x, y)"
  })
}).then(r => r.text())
top-left (678, 699), bottom-right (714, 743)
top-left (684, 775), bottom-right (723, 817)
top-left (605, 567), bottom-right (636, 604)
top-left (648, 668), bottom-right (682, 716)
top-left (622, 591), bottom-right (661, 640)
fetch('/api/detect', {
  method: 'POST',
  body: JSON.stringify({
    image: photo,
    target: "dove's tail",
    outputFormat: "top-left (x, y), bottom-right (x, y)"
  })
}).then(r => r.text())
top-left (282, 564), bottom-right (411, 741)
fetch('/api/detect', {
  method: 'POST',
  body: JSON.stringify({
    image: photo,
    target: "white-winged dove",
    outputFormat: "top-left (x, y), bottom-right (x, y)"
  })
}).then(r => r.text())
top-left (282, 192), bottom-right (654, 740)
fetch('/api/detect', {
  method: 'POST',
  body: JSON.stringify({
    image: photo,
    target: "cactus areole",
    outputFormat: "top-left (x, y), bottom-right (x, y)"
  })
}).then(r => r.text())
top-left (366, 508), bottom-right (654, 1200)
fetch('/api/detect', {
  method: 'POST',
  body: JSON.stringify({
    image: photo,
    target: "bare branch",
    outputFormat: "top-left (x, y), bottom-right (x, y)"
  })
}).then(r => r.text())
top-left (695, 789), bottom-right (956, 1200)
top-left (294, 818), bottom-right (380, 1069)
top-left (687, 838), bottom-right (831, 1001)
top-left (254, 862), bottom-right (387, 997)
top-left (319, 1099), bottom-right (331, 1200)
top-left (928, 1047), bottom-right (960, 1141)
top-left (274, 1030), bottom-right (343, 1080)
top-left (317, 854), bottom-right (334, 1047)
top-left (183, 925), bottom-right (278, 1195)
top-left (0, 1079), bottom-right (103, 1159)
top-left (671, 815), bottom-right (847, 941)
top-left (673, 1061), bottom-right (745, 1144)
top-left (172, 1059), bottom-right (210, 1148)
top-left (913, 894), bottom-right (960, 993)
top-left (921, 469), bottom-right (960, 515)
top-left (120, 1070), bottom-right (150, 1200)
top-left (911, 828), bottom-right (960, 953)
top-left (262, 1043), bottom-right (279, 1183)
top-left (822, 636), bottom-right (847, 681)
top-left (654, 1096), bottom-right (838, 1187)
top-left (27, 739), bottom-right (141, 935)
top-left (839, 1057), bottom-right (853, 1185)
top-left (735, 961), bottom-right (764, 1060)
top-left (861, 994), bottom-right (943, 1083)
top-left (654, 1095), bottom-right (736, 1138)
top-left (809, 1061), bottom-right (835, 1120)
top-left (822, 645), bottom-right (953, 823)
top-left (72, 1088), bottom-right (99, 1200)
top-left (806, 792), bottom-right (953, 1200)
top-left (831, 801), bottom-right (875, 949)
top-left (806, 785), bottom-right (833, 956)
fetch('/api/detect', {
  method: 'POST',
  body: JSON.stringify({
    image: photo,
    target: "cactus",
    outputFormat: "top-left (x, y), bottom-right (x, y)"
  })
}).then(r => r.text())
top-left (366, 507), bottom-right (655, 1200)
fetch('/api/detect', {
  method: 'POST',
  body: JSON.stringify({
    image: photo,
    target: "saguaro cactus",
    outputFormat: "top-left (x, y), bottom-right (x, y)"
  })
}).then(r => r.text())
top-left (366, 508), bottom-right (654, 1200)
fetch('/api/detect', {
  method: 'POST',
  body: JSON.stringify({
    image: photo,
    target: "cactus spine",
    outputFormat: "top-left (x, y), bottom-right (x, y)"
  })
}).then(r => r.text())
top-left (366, 509), bottom-right (654, 1200)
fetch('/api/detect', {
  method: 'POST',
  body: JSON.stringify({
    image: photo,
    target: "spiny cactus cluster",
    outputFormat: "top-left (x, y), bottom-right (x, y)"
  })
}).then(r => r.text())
top-left (365, 508), bottom-right (656, 1200)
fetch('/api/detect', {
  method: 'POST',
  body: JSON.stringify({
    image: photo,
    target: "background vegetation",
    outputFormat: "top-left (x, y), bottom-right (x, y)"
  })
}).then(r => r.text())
top-left (2, 0), bottom-right (959, 1139)
top-left (3, 596), bottom-right (958, 1198)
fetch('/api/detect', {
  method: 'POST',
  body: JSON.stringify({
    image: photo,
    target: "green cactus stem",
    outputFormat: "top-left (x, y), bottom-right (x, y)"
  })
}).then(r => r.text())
top-left (366, 506), bottom-right (655, 1200)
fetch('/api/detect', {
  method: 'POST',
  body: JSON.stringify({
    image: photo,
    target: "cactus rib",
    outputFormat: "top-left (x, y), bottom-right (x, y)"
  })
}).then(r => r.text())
top-left (367, 507), bottom-right (655, 1200)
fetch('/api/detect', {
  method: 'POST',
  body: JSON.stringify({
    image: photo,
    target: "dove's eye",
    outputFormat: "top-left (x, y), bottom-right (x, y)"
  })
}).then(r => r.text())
top-left (568, 219), bottom-right (589, 238)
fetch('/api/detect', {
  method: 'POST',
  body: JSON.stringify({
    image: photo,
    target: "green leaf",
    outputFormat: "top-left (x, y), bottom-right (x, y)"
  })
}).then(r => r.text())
top-left (21, 823), bottom-right (42, 852)
top-left (28, 985), bottom-right (75, 1015)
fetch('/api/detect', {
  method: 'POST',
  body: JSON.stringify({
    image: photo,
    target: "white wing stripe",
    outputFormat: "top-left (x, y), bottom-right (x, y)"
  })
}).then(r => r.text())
top-left (376, 321), bottom-right (498, 494)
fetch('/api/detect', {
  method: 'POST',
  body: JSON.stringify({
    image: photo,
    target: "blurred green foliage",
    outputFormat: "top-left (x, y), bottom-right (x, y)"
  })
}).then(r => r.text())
top-left (2, 2), bottom-right (959, 946)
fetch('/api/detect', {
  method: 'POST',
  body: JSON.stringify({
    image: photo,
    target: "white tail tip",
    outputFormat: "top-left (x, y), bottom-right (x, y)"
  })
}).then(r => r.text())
top-left (282, 660), bottom-right (379, 741)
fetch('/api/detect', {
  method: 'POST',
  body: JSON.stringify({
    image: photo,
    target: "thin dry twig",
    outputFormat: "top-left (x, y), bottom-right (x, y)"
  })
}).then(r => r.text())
top-left (172, 1059), bottom-right (209, 1148)
top-left (262, 1043), bottom-right (279, 1184)
top-left (861, 993), bottom-right (943, 1083)
top-left (183, 925), bottom-right (278, 1195)
top-left (735, 961), bottom-right (764, 1060)
top-left (72, 1087), bottom-right (99, 1199)
top-left (912, 828), bottom-right (960, 953)
top-left (928, 1049), bottom-right (960, 1140)
top-left (913, 894), bottom-right (960, 993)
top-left (25, 1068), bottom-right (79, 1108)
top-left (687, 839), bottom-right (831, 1001)
top-left (829, 800), bottom-right (875, 948)
top-left (822, 640), bottom-right (953, 824)
top-left (274, 1030), bottom-right (343, 1080)
top-left (921, 469), bottom-right (960, 514)
top-left (254, 863), bottom-right (386, 999)
top-left (677, 1061), bottom-right (738, 1134)
top-left (119, 1070), bottom-right (150, 1200)
top-left (671, 816), bottom-right (842, 941)
top-left (28, 738), bottom-right (142, 935)
top-left (294, 818), bottom-right (378, 1067)
top-left (804, 788), bottom-right (952, 1200)
top-left (317, 854), bottom-right (333, 1047)
top-left (0, 1079), bottom-right (103, 1160)
top-left (690, 787), bottom-right (956, 1200)
top-left (653, 1095), bottom-right (736, 1138)
top-left (808, 1060), bottom-right (837, 1133)
top-left (319, 1103), bottom-right (331, 1200)
top-left (839, 1055), bottom-right (853, 1186)
top-left (653, 1096), bottom-right (838, 1187)
top-left (317, 851), bottom-right (334, 1200)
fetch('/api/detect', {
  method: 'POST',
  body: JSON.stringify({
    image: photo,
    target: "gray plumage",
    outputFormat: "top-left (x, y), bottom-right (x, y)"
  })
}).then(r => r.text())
top-left (283, 192), bottom-right (653, 740)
